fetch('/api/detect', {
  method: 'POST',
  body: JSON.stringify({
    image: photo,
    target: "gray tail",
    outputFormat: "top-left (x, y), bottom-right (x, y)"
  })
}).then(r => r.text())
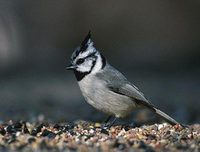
top-left (154, 107), bottom-right (179, 125)
top-left (136, 99), bottom-right (184, 126)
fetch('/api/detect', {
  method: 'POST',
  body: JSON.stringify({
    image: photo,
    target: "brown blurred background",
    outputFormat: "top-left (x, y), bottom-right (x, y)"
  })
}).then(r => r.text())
top-left (0, 0), bottom-right (199, 124)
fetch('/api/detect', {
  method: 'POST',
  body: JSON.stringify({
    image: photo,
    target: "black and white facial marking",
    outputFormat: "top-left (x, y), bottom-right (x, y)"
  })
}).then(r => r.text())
top-left (69, 32), bottom-right (106, 81)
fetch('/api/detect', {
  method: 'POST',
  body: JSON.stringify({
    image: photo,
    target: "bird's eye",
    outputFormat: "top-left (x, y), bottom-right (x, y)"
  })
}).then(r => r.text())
top-left (76, 59), bottom-right (85, 65)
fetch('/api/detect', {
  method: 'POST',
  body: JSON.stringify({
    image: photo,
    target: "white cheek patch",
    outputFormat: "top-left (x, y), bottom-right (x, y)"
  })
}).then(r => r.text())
top-left (76, 60), bottom-right (93, 73)
top-left (91, 54), bottom-right (102, 74)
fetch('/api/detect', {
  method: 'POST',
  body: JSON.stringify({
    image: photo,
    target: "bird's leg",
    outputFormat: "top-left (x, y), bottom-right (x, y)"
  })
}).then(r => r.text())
top-left (102, 117), bottom-right (117, 129)
top-left (104, 115), bottom-right (112, 123)
top-left (108, 117), bottom-right (117, 127)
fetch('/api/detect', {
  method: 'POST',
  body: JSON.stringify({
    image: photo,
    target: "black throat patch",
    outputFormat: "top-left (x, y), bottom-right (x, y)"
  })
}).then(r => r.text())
top-left (100, 53), bottom-right (106, 69)
top-left (73, 59), bottom-right (97, 81)
top-left (73, 70), bottom-right (90, 81)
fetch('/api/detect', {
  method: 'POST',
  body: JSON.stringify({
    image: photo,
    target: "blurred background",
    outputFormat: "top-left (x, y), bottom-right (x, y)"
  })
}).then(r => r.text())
top-left (0, 0), bottom-right (199, 124)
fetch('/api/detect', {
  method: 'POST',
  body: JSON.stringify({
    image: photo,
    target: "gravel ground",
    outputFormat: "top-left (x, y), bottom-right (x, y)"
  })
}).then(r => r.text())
top-left (0, 120), bottom-right (199, 152)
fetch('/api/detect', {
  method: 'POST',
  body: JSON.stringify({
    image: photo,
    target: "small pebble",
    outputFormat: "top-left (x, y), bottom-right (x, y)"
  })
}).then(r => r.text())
top-left (28, 137), bottom-right (36, 144)
top-left (0, 121), bottom-right (197, 151)
top-left (41, 129), bottom-right (56, 139)
top-left (101, 128), bottom-right (109, 135)
top-left (31, 129), bottom-right (37, 136)
top-left (0, 126), bottom-right (6, 135)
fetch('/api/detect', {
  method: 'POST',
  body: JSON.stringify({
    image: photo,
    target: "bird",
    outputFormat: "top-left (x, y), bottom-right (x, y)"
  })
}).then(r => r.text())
top-left (66, 32), bottom-right (182, 127)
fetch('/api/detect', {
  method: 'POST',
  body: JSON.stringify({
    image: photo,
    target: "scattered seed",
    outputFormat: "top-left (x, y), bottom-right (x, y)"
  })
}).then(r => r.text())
top-left (28, 137), bottom-right (36, 144)
top-left (101, 128), bottom-right (109, 135)
top-left (41, 129), bottom-right (56, 139)
top-left (0, 121), bottom-right (198, 151)
top-left (30, 129), bottom-right (37, 136)
top-left (0, 126), bottom-right (6, 135)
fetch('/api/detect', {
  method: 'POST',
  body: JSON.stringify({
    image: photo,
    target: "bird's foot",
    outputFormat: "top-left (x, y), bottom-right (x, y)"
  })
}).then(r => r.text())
top-left (101, 117), bottom-right (117, 129)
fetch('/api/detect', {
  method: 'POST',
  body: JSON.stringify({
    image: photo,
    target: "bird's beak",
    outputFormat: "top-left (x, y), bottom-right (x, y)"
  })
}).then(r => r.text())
top-left (66, 64), bottom-right (76, 70)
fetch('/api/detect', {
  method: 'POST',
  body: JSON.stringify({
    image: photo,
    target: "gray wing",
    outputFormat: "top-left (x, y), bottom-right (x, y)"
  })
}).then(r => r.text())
top-left (107, 83), bottom-right (157, 111)
top-left (96, 64), bottom-right (150, 103)
top-left (96, 64), bottom-right (181, 126)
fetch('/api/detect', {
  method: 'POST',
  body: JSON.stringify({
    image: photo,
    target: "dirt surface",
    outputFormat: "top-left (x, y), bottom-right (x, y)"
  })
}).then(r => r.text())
top-left (0, 120), bottom-right (199, 152)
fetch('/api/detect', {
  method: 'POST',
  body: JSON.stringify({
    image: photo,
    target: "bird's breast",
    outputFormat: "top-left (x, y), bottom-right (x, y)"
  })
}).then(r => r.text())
top-left (78, 75), bottom-right (136, 117)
